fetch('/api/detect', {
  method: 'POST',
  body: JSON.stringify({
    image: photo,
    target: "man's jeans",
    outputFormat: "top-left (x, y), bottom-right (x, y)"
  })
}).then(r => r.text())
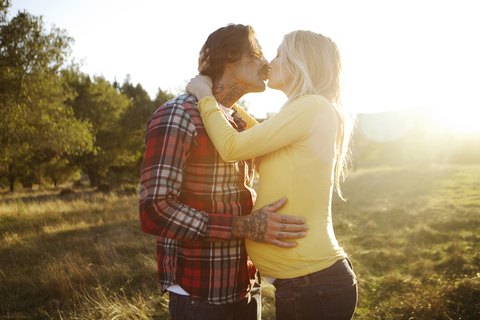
top-left (168, 281), bottom-right (261, 320)
top-left (273, 258), bottom-right (357, 320)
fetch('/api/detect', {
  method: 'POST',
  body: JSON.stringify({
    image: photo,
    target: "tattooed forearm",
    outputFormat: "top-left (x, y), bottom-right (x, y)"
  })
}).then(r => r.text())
top-left (232, 209), bottom-right (269, 242)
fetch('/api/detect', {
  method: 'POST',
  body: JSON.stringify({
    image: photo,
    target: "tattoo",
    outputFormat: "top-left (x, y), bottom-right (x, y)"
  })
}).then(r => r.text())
top-left (212, 78), bottom-right (225, 96)
top-left (278, 232), bottom-right (284, 237)
top-left (273, 240), bottom-right (279, 246)
top-left (281, 216), bottom-right (287, 222)
top-left (223, 82), bottom-right (245, 106)
top-left (213, 78), bottom-right (246, 107)
top-left (232, 209), bottom-right (269, 243)
top-left (281, 224), bottom-right (286, 230)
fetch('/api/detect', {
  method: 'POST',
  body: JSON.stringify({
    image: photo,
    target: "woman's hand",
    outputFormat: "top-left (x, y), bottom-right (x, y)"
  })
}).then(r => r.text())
top-left (198, 47), bottom-right (209, 73)
top-left (187, 75), bottom-right (214, 102)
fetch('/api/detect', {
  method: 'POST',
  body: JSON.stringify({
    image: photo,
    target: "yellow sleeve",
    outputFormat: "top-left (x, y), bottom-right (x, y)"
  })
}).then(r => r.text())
top-left (233, 104), bottom-right (258, 130)
top-left (198, 95), bottom-right (328, 161)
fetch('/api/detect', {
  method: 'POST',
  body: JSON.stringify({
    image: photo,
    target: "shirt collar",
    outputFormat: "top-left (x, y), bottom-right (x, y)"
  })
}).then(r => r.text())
top-left (218, 102), bottom-right (235, 122)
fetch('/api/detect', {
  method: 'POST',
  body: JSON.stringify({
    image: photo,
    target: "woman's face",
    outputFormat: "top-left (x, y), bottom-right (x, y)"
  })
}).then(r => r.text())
top-left (267, 42), bottom-right (293, 93)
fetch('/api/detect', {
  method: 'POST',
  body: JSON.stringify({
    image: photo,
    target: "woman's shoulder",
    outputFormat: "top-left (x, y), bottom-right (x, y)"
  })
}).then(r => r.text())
top-left (288, 94), bottom-right (334, 113)
top-left (299, 94), bottom-right (332, 105)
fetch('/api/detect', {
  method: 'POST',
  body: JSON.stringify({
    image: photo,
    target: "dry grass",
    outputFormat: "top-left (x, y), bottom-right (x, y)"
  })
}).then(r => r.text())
top-left (332, 165), bottom-right (480, 319)
top-left (1, 165), bottom-right (479, 319)
top-left (0, 190), bottom-right (169, 319)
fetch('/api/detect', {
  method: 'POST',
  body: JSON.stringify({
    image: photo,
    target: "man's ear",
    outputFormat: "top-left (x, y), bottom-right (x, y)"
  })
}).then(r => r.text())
top-left (223, 61), bottom-right (234, 72)
top-left (224, 52), bottom-right (238, 68)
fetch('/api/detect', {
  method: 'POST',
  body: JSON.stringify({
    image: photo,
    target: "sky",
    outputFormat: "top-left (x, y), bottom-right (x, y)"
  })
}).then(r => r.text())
top-left (8, 0), bottom-right (480, 124)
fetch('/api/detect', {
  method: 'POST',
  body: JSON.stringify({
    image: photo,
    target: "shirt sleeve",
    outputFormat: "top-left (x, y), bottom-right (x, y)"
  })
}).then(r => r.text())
top-left (197, 95), bottom-right (327, 161)
top-left (139, 103), bottom-right (232, 241)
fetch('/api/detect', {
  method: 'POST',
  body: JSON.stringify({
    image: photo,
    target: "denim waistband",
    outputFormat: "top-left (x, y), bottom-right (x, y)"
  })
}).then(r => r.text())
top-left (273, 258), bottom-right (354, 288)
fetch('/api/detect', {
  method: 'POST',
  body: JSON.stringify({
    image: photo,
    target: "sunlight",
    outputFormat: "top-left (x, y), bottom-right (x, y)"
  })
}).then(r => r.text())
top-left (428, 106), bottom-right (480, 134)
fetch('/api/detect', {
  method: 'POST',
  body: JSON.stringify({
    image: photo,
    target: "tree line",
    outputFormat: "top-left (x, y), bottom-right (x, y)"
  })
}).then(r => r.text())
top-left (3, 1), bottom-right (477, 193)
top-left (0, 1), bottom-right (174, 192)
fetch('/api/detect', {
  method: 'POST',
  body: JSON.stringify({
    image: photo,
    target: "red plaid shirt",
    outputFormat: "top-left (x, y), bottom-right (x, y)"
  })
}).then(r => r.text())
top-left (139, 94), bottom-right (257, 304)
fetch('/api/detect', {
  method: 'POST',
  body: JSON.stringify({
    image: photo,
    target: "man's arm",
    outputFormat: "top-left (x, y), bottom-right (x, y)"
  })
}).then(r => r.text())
top-left (139, 103), bottom-right (232, 242)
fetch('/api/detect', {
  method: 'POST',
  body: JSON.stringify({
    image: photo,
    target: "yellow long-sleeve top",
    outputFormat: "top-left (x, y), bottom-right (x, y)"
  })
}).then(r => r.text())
top-left (198, 95), bottom-right (347, 279)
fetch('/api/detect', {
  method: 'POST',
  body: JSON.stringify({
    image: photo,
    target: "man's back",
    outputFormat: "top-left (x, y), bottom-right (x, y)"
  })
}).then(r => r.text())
top-left (139, 93), bottom-right (256, 304)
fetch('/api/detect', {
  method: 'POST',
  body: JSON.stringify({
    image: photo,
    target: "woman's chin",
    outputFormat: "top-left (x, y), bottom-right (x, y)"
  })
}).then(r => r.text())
top-left (267, 82), bottom-right (283, 92)
top-left (266, 81), bottom-right (276, 90)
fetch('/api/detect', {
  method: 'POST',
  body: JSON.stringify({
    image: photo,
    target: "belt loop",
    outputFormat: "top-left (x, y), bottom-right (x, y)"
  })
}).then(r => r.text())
top-left (303, 274), bottom-right (311, 284)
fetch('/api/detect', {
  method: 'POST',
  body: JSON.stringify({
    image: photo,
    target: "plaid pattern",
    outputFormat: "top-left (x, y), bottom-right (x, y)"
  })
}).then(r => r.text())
top-left (139, 94), bottom-right (256, 304)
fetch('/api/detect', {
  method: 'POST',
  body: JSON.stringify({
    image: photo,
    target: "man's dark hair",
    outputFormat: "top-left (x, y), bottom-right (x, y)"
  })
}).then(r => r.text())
top-left (200, 24), bottom-right (262, 82)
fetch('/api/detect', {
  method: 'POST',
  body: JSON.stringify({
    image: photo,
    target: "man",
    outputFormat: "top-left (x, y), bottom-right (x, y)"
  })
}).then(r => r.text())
top-left (139, 24), bottom-right (308, 320)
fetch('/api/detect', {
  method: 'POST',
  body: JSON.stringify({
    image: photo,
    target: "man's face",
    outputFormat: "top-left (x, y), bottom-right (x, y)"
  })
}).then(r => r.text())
top-left (229, 38), bottom-right (270, 94)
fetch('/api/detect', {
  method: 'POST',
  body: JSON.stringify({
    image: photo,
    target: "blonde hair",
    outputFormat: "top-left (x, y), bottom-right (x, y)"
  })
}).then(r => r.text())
top-left (280, 30), bottom-right (354, 200)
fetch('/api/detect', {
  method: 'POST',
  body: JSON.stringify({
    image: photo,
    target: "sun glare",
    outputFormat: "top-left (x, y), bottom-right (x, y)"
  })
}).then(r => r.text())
top-left (428, 106), bottom-right (480, 134)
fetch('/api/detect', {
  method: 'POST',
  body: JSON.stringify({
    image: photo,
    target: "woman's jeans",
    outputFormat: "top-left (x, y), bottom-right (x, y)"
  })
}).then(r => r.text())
top-left (273, 258), bottom-right (357, 320)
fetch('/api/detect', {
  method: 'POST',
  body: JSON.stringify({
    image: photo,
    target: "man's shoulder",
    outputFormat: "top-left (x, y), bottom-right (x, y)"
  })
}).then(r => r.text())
top-left (148, 93), bottom-right (202, 129)
top-left (154, 93), bottom-right (200, 117)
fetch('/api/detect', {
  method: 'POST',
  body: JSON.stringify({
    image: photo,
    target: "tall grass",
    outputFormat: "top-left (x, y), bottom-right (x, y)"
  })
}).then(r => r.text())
top-left (332, 165), bottom-right (480, 319)
top-left (0, 191), bottom-right (169, 319)
top-left (1, 165), bottom-right (479, 319)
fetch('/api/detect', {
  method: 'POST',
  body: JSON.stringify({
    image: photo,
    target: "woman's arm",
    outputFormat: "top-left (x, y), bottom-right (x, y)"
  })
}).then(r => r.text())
top-left (198, 95), bottom-right (328, 161)
top-left (234, 104), bottom-right (259, 130)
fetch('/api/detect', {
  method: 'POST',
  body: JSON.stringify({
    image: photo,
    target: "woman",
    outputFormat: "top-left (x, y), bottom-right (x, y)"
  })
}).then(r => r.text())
top-left (187, 30), bottom-right (357, 320)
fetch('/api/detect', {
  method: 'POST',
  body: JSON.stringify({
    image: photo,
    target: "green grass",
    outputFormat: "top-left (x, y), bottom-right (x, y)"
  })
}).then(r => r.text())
top-left (1, 165), bottom-right (479, 319)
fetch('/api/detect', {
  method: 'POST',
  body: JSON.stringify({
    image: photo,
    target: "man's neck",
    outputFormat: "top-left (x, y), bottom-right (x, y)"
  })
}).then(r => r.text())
top-left (212, 76), bottom-right (246, 109)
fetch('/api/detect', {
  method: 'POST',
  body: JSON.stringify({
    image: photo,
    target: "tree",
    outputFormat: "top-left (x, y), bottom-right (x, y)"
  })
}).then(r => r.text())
top-left (0, 0), bottom-right (10, 24)
top-left (114, 77), bottom-right (174, 185)
top-left (154, 86), bottom-right (175, 110)
top-left (43, 157), bottom-right (80, 188)
top-left (66, 72), bottom-right (133, 187)
top-left (0, 4), bottom-right (94, 191)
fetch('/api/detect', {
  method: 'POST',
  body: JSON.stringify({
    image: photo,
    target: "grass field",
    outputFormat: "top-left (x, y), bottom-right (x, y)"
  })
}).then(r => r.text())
top-left (1, 165), bottom-right (479, 319)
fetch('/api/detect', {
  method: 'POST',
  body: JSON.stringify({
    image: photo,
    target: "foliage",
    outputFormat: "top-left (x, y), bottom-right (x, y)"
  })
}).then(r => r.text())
top-left (65, 71), bottom-right (132, 187)
top-left (0, 4), bottom-right (175, 192)
top-left (115, 75), bottom-right (173, 185)
top-left (64, 72), bottom-right (174, 187)
top-left (0, 0), bottom-right (10, 24)
top-left (0, 4), bottom-right (93, 191)
top-left (43, 157), bottom-right (81, 188)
